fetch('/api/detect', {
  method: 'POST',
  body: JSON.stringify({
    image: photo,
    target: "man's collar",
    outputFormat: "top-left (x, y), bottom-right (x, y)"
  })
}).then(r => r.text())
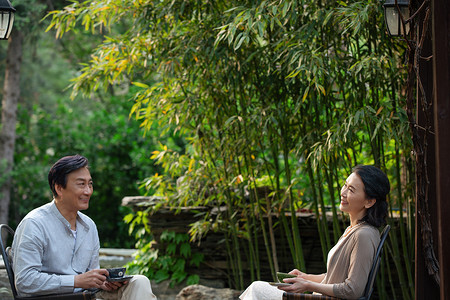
top-left (50, 200), bottom-right (88, 230)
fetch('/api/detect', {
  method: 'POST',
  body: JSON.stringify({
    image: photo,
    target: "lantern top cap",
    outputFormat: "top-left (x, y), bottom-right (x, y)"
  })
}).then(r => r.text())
top-left (383, 0), bottom-right (409, 7)
top-left (0, 0), bottom-right (16, 12)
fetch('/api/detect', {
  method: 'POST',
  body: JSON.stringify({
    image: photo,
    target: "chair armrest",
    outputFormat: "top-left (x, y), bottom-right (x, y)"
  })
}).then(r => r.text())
top-left (16, 291), bottom-right (96, 300)
top-left (283, 292), bottom-right (340, 300)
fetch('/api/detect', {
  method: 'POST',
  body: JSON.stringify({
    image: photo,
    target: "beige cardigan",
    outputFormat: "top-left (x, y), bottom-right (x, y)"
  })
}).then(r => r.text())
top-left (321, 224), bottom-right (380, 299)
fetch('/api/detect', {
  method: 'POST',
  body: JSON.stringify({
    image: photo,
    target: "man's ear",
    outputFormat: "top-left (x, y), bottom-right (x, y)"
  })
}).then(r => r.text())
top-left (55, 184), bottom-right (64, 198)
top-left (365, 198), bottom-right (376, 209)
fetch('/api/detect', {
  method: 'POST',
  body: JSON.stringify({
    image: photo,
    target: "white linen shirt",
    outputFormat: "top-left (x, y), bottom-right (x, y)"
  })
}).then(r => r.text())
top-left (11, 200), bottom-right (100, 297)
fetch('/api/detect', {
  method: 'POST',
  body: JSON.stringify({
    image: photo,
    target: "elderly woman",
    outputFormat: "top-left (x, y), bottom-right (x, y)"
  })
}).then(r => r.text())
top-left (240, 165), bottom-right (390, 300)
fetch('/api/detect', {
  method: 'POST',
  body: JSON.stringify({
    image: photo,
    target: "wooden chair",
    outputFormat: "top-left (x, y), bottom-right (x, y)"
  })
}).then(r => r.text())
top-left (283, 225), bottom-right (391, 300)
top-left (0, 224), bottom-right (97, 300)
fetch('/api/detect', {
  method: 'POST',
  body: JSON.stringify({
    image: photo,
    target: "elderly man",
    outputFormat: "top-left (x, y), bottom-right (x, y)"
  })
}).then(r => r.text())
top-left (11, 154), bottom-right (157, 299)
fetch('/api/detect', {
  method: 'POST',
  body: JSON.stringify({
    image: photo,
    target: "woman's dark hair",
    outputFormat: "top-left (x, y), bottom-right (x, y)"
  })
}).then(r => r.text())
top-left (48, 154), bottom-right (89, 198)
top-left (352, 165), bottom-right (390, 227)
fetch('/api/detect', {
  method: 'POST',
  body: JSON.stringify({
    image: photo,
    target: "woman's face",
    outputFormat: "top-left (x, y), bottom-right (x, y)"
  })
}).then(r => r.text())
top-left (340, 172), bottom-right (375, 220)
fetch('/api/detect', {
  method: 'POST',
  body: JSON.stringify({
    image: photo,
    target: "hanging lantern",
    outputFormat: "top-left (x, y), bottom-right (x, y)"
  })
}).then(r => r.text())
top-left (0, 0), bottom-right (15, 40)
top-left (383, 0), bottom-right (410, 36)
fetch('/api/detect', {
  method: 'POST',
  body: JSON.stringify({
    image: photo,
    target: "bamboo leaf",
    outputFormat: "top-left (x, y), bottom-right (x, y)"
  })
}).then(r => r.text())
top-left (132, 82), bottom-right (150, 89)
top-left (302, 86), bottom-right (310, 102)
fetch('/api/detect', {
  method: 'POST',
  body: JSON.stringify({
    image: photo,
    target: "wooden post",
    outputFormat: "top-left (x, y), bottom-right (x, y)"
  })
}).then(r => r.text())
top-left (414, 6), bottom-right (440, 296)
top-left (432, 0), bottom-right (450, 298)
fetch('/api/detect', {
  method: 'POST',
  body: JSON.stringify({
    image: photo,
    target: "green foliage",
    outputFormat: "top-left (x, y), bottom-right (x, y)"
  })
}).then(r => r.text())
top-left (12, 82), bottom-right (163, 247)
top-left (125, 225), bottom-right (203, 287)
top-left (46, 0), bottom-right (414, 297)
top-left (9, 0), bottom-right (47, 32)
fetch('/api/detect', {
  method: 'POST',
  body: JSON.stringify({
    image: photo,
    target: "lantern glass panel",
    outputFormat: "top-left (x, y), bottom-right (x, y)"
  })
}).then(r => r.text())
top-left (5, 12), bottom-right (13, 38)
top-left (0, 11), bottom-right (12, 39)
top-left (385, 5), bottom-right (410, 36)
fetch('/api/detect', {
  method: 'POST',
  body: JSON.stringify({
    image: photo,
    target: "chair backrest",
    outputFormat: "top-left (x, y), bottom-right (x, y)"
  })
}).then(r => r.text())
top-left (0, 224), bottom-right (19, 297)
top-left (358, 224), bottom-right (390, 300)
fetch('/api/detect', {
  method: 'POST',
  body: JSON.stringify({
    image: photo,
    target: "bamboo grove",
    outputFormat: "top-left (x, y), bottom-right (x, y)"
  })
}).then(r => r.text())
top-left (47, 0), bottom-right (414, 298)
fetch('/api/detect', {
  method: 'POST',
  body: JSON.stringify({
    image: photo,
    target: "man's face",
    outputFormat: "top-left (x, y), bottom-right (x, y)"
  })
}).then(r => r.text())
top-left (55, 167), bottom-right (93, 212)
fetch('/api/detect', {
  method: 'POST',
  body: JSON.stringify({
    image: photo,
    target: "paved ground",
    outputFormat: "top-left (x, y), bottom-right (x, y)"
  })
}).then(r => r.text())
top-left (0, 268), bottom-right (12, 300)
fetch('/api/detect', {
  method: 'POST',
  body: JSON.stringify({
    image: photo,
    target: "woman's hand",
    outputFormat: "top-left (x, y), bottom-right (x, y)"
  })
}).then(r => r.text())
top-left (289, 270), bottom-right (326, 283)
top-left (288, 269), bottom-right (307, 278)
top-left (277, 275), bottom-right (335, 297)
top-left (277, 277), bottom-right (309, 293)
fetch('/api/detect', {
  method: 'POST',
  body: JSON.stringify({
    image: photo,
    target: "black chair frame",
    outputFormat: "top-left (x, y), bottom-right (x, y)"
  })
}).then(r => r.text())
top-left (0, 224), bottom-right (96, 300)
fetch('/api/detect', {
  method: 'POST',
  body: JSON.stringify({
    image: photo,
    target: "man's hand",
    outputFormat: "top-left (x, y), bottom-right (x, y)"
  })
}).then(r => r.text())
top-left (74, 269), bottom-right (109, 289)
top-left (100, 280), bottom-right (128, 291)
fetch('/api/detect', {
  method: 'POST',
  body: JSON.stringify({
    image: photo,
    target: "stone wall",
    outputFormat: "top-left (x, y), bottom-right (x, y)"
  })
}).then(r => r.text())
top-left (122, 196), bottom-right (334, 289)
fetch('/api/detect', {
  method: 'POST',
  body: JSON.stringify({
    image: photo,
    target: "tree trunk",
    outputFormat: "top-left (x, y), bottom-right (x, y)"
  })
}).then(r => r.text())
top-left (0, 29), bottom-right (23, 224)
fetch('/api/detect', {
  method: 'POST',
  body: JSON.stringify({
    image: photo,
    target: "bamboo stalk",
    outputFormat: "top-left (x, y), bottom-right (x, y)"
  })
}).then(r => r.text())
top-left (394, 142), bottom-right (414, 293)
top-left (386, 222), bottom-right (412, 300)
top-left (323, 165), bottom-right (342, 243)
top-left (306, 160), bottom-right (328, 266)
top-left (281, 129), bottom-right (305, 270)
top-left (384, 250), bottom-right (397, 300)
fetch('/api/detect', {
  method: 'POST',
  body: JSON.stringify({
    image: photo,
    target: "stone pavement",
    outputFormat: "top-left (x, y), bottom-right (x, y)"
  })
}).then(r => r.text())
top-left (0, 267), bottom-right (12, 300)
